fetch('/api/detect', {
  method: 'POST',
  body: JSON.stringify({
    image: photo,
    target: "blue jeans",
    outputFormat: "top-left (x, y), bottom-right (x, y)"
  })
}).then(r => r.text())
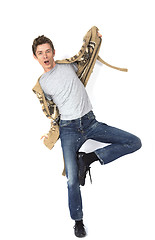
top-left (59, 111), bottom-right (141, 221)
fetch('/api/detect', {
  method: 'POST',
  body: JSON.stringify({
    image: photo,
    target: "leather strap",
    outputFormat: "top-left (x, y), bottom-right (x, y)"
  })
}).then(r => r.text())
top-left (97, 56), bottom-right (128, 72)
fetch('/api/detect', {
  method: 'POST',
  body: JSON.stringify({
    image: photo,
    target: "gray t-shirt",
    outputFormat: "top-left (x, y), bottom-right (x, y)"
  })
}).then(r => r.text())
top-left (39, 63), bottom-right (92, 120)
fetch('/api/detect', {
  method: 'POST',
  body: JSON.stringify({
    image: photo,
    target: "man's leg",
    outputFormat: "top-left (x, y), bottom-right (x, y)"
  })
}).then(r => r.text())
top-left (87, 122), bottom-right (142, 165)
top-left (77, 113), bottom-right (142, 185)
top-left (59, 120), bottom-right (86, 237)
top-left (60, 135), bottom-right (83, 220)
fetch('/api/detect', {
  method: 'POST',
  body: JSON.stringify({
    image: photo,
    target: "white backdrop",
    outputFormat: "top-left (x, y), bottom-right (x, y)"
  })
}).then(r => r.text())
top-left (0, 0), bottom-right (155, 239)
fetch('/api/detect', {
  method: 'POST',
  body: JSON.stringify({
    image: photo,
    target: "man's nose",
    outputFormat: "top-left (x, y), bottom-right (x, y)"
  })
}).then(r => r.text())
top-left (43, 52), bottom-right (48, 58)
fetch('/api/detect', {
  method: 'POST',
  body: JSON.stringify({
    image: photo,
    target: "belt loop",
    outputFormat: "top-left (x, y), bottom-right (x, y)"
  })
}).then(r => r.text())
top-left (88, 110), bottom-right (91, 119)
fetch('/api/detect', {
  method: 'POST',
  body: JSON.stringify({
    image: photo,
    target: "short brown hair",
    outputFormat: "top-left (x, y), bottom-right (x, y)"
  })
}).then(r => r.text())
top-left (32, 35), bottom-right (55, 56)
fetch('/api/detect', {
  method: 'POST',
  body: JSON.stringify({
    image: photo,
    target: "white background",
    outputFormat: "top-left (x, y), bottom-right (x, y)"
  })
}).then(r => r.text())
top-left (0, 0), bottom-right (155, 239)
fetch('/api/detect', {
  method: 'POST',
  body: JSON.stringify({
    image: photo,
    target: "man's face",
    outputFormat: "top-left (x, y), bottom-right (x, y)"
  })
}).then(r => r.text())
top-left (34, 43), bottom-right (55, 72)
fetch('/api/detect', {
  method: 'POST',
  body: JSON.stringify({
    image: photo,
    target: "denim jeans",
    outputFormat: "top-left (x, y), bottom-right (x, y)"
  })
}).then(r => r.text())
top-left (59, 111), bottom-right (141, 220)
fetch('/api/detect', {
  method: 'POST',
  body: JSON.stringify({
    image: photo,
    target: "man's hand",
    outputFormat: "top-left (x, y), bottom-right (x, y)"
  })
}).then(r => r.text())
top-left (40, 134), bottom-right (48, 140)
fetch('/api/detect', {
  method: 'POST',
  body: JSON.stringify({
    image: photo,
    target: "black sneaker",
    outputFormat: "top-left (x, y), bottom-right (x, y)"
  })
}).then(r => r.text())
top-left (77, 152), bottom-right (92, 186)
top-left (74, 220), bottom-right (86, 238)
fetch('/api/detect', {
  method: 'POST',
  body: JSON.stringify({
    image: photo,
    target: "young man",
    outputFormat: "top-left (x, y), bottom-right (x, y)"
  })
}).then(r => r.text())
top-left (32, 32), bottom-right (141, 238)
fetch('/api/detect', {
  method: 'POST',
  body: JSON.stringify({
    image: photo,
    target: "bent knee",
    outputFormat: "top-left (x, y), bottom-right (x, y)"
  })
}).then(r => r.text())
top-left (133, 136), bottom-right (142, 150)
top-left (127, 135), bottom-right (142, 152)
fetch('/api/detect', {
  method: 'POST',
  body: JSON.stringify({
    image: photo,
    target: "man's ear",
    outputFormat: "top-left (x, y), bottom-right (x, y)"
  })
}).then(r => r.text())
top-left (53, 49), bottom-right (55, 57)
top-left (33, 54), bottom-right (38, 60)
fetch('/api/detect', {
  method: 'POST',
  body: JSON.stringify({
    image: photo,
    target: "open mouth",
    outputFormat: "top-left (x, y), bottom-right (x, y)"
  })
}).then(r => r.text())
top-left (44, 60), bottom-right (50, 65)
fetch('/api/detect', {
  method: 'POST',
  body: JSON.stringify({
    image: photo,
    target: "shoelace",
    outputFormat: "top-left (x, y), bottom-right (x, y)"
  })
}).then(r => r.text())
top-left (74, 220), bottom-right (85, 231)
top-left (86, 166), bottom-right (92, 184)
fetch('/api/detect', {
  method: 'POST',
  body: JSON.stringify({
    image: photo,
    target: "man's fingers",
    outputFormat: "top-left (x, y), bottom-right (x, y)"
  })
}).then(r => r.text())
top-left (97, 32), bottom-right (102, 38)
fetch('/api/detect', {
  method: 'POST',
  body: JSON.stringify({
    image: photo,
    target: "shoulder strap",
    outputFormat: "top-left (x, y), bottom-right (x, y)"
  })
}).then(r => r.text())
top-left (97, 56), bottom-right (128, 72)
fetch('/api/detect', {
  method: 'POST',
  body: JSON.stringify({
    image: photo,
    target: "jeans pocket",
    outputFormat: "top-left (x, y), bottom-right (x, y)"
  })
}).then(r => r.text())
top-left (60, 120), bottom-right (72, 127)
